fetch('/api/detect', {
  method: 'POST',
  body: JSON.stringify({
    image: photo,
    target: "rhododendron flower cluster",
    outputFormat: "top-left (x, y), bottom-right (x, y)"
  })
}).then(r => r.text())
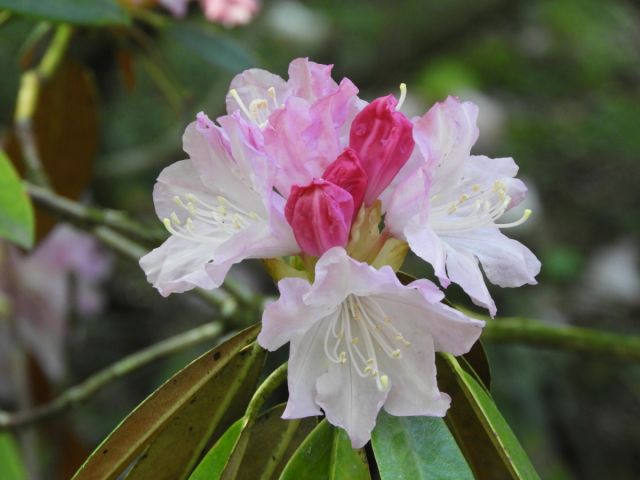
top-left (140, 58), bottom-right (540, 447)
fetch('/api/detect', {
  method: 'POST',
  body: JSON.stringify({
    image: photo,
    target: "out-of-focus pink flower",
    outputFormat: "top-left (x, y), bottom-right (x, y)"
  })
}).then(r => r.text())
top-left (0, 226), bottom-right (112, 387)
top-left (258, 247), bottom-right (484, 447)
top-left (157, 0), bottom-right (190, 17)
top-left (349, 95), bottom-right (415, 205)
top-left (285, 179), bottom-right (354, 257)
top-left (385, 97), bottom-right (540, 316)
top-left (200, 0), bottom-right (259, 26)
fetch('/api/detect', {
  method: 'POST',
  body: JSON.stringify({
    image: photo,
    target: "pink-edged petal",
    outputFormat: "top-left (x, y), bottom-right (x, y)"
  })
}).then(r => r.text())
top-left (287, 58), bottom-right (339, 102)
top-left (225, 67), bottom-right (289, 119)
top-left (383, 167), bottom-right (430, 238)
top-left (379, 333), bottom-right (450, 417)
top-left (316, 360), bottom-right (388, 448)
top-left (414, 96), bottom-right (479, 190)
top-left (258, 277), bottom-right (317, 350)
top-left (446, 228), bottom-right (541, 288)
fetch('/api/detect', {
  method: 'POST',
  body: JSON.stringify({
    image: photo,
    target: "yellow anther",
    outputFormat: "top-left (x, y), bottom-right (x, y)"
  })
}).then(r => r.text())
top-left (391, 349), bottom-right (402, 358)
top-left (170, 212), bottom-right (181, 226)
top-left (351, 337), bottom-right (360, 345)
top-left (379, 375), bottom-right (389, 391)
top-left (186, 218), bottom-right (195, 232)
top-left (162, 218), bottom-right (172, 231)
top-left (459, 194), bottom-right (469, 203)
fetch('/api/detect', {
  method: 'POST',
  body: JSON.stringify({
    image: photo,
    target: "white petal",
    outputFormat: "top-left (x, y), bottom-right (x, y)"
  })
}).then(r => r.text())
top-left (379, 333), bottom-right (450, 417)
top-left (374, 291), bottom-right (484, 356)
top-left (447, 228), bottom-right (541, 288)
top-left (316, 360), bottom-right (387, 448)
top-left (283, 320), bottom-right (332, 419)
top-left (383, 167), bottom-right (430, 238)
top-left (139, 235), bottom-right (222, 296)
top-left (443, 244), bottom-right (497, 316)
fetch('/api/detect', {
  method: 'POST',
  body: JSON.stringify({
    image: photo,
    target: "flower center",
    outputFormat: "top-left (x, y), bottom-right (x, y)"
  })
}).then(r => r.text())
top-left (323, 295), bottom-right (411, 392)
top-left (162, 192), bottom-right (259, 242)
top-left (228, 87), bottom-right (280, 128)
top-left (429, 180), bottom-right (531, 235)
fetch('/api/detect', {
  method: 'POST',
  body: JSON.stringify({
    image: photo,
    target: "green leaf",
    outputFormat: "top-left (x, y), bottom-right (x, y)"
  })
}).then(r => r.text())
top-left (168, 23), bottom-right (256, 73)
top-left (462, 340), bottom-right (491, 390)
top-left (124, 339), bottom-right (266, 479)
top-left (190, 419), bottom-right (243, 480)
top-left (371, 411), bottom-right (473, 480)
top-left (72, 324), bottom-right (261, 480)
top-left (279, 420), bottom-right (371, 480)
top-left (0, 432), bottom-right (27, 480)
top-left (438, 353), bottom-right (540, 480)
top-left (0, 149), bottom-right (34, 249)
top-left (193, 404), bottom-right (316, 480)
top-left (0, 0), bottom-right (129, 25)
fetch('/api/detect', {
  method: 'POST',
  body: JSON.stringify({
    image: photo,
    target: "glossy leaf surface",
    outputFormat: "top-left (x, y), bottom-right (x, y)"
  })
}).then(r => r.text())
top-left (0, 0), bottom-right (129, 25)
top-left (0, 150), bottom-right (34, 248)
top-left (372, 411), bottom-right (473, 480)
top-left (438, 353), bottom-right (540, 480)
top-left (279, 420), bottom-right (370, 480)
top-left (72, 325), bottom-right (260, 480)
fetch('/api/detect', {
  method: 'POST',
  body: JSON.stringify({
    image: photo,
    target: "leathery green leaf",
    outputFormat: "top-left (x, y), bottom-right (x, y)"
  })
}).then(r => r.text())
top-left (0, 150), bottom-right (34, 249)
top-left (438, 353), bottom-right (540, 480)
top-left (0, 0), bottom-right (129, 25)
top-left (72, 324), bottom-right (260, 480)
top-left (125, 342), bottom-right (266, 479)
top-left (371, 411), bottom-right (473, 480)
top-left (193, 404), bottom-right (316, 480)
top-left (0, 432), bottom-right (27, 480)
top-left (190, 419), bottom-right (243, 480)
top-left (279, 420), bottom-right (371, 480)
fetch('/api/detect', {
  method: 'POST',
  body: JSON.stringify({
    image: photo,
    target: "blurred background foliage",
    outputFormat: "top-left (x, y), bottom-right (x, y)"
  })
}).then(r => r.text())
top-left (1, 0), bottom-right (639, 478)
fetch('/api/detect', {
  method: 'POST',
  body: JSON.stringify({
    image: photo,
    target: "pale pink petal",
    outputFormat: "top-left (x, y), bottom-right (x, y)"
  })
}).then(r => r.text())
top-left (414, 96), bottom-right (479, 192)
top-left (158, 0), bottom-right (190, 17)
top-left (287, 58), bottom-right (339, 102)
top-left (258, 277), bottom-right (316, 350)
top-left (225, 67), bottom-right (289, 119)
top-left (201, 0), bottom-right (259, 26)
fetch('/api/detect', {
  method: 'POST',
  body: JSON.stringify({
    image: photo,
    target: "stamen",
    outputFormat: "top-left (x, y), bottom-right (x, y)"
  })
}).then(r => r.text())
top-left (396, 83), bottom-right (407, 111)
top-left (228, 89), bottom-right (254, 121)
top-left (496, 208), bottom-right (532, 228)
top-left (170, 212), bottom-right (181, 226)
top-left (379, 374), bottom-right (389, 392)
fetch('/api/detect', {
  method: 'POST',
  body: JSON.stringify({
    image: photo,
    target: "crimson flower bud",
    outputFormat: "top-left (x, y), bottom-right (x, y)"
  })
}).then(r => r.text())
top-left (322, 148), bottom-right (368, 220)
top-left (349, 95), bottom-right (415, 205)
top-left (285, 179), bottom-right (354, 257)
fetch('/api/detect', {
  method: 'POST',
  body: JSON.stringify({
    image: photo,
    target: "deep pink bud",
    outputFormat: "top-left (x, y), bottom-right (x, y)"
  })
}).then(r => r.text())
top-left (349, 94), bottom-right (415, 205)
top-left (322, 148), bottom-right (368, 220)
top-left (285, 179), bottom-right (354, 257)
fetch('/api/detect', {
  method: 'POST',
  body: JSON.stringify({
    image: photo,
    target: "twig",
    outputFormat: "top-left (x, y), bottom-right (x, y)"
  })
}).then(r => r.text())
top-left (15, 24), bottom-right (73, 187)
top-left (483, 317), bottom-right (640, 362)
top-left (244, 361), bottom-right (288, 423)
top-left (26, 182), bottom-right (165, 244)
top-left (0, 322), bottom-right (223, 429)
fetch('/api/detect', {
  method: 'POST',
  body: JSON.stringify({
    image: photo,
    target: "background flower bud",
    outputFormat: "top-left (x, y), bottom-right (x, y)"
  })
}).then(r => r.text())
top-left (349, 94), bottom-right (415, 204)
top-left (285, 179), bottom-right (354, 257)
